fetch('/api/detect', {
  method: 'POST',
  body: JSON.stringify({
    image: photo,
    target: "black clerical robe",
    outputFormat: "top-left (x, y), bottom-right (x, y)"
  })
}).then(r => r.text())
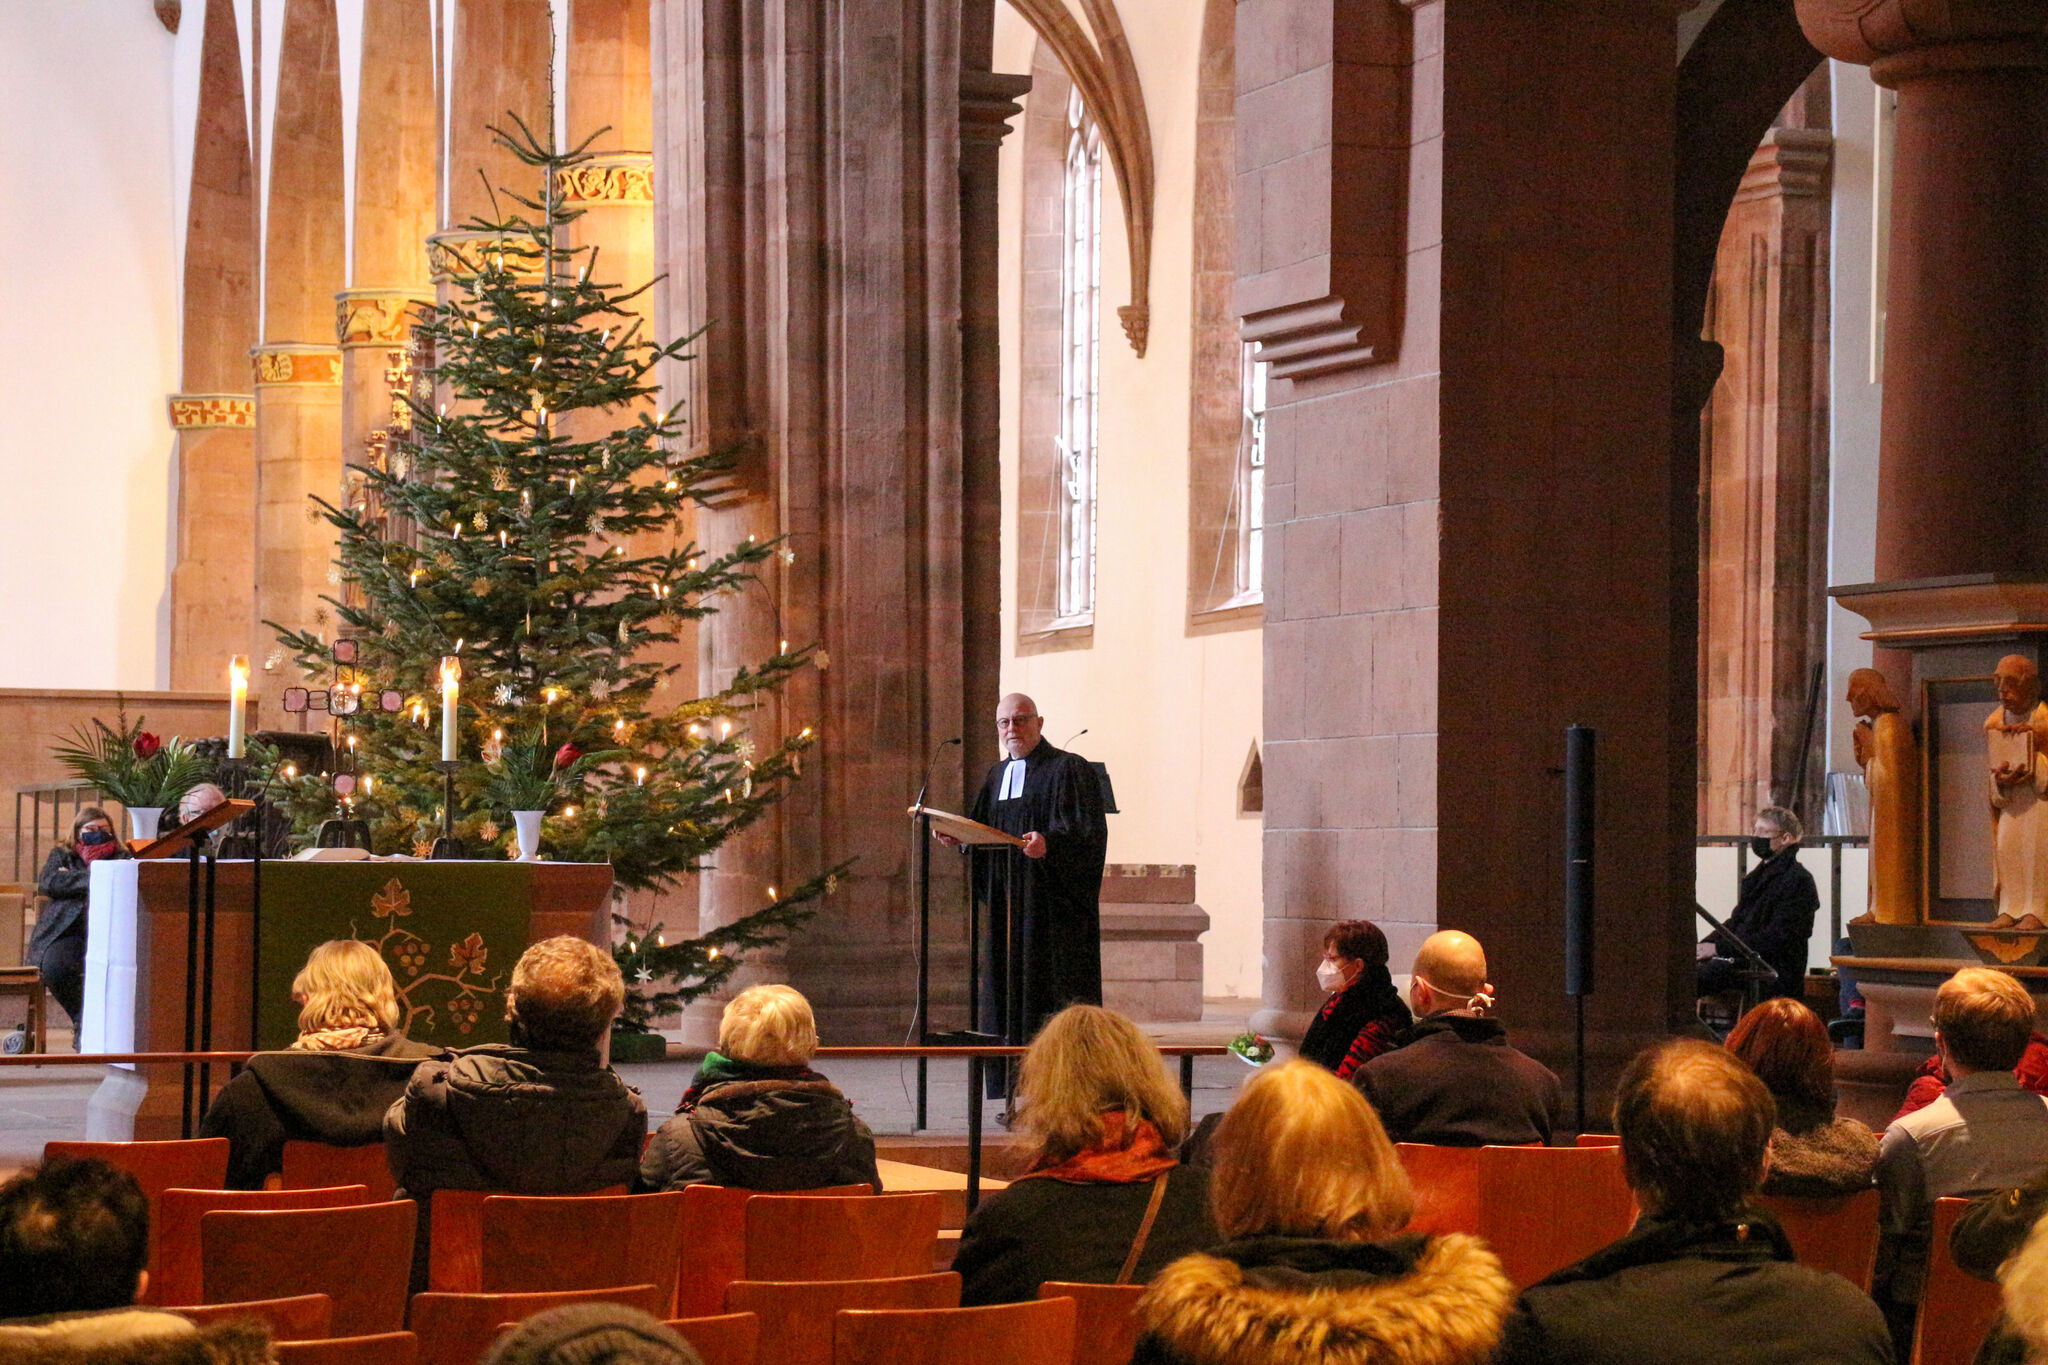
top-left (968, 740), bottom-right (1109, 1043)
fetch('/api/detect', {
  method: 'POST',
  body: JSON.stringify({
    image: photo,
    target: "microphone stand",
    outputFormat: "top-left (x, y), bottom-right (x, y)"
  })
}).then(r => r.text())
top-left (910, 738), bottom-right (961, 1130)
top-left (1695, 904), bottom-right (1779, 1018)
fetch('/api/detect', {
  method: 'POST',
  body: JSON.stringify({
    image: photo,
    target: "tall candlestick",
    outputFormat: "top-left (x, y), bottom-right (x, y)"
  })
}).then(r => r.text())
top-left (227, 656), bottom-right (249, 759)
top-left (440, 656), bottom-right (461, 762)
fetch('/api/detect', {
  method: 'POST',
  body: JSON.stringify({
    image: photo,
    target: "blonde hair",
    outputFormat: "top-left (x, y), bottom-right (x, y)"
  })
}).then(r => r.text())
top-left (292, 940), bottom-right (402, 1034)
top-left (1937, 967), bottom-right (2038, 1072)
top-left (1014, 1005), bottom-right (1189, 1163)
top-left (2000, 1199), bottom-right (2048, 1360)
top-left (510, 936), bottom-right (625, 1051)
top-left (718, 985), bottom-right (819, 1066)
top-left (1209, 1059), bottom-right (1414, 1241)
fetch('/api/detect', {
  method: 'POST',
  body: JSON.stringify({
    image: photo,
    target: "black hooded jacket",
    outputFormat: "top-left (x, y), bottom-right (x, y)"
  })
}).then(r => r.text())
top-left (1351, 1014), bottom-right (1561, 1147)
top-left (638, 1059), bottom-right (879, 1193)
top-left (199, 1032), bottom-right (438, 1189)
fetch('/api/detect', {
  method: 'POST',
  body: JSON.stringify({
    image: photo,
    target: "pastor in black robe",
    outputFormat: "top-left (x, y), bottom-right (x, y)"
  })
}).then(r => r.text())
top-left (968, 739), bottom-right (1109, 1044)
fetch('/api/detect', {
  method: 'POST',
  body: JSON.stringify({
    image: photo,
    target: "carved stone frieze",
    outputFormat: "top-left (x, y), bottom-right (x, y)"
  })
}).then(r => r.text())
top-left (251, 346), bottom-right (343, 387)
top-left (554, 154), bottom-right (655, 204)
top-left (335, 290), bottom-right (432, 348)
top-left (167, 393), bottom-right (255, 430)
top-left (426, 229), bottom-right (514, 283)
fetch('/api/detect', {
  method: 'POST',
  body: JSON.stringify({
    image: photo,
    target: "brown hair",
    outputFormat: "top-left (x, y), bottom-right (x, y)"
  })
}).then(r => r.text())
top-left (1015, 1005), bottom-right (1189, 1163)
top-left (509, 936), bottom-right (625, 1052)
top-left (1616, 1039), bottom-right (1775, 1222)
top-left (1208, 1060), bottom-right (1413, 1241)
top-left (1725, 997), bottom-right (1834, 1114)
top-left (1323, 920), bottom-right (1390, 967)
top-left (292, 940), bottom-right (402, 1034)
top-left (1756, 805), bottom-right (1802, 842)
top-left (1936, 968), bottom-right (2037, 1073)
top-left (66, 806), bottom-right (115, 852)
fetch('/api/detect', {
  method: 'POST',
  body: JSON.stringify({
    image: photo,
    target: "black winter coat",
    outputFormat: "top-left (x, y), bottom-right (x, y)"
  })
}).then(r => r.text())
top-left (1296, 971), bottom-right (1409, 1078)
top-left (1709, 847), bottom-right (1820, 998)
top-left (1351, 1014), bottom-right (1561, 1147)
top-left (32, 846), bottom-right (121, 958)
top-left (1131, 1232), bottom-right (1516, 1365)
top-left (199, 1032), bottom-right (438, 1189)
top-left (1498, 1212), bottom-right (1894, 1365)
top-left (953, 1165), bottom-right (1219, 1306)
top-left (638, 1067), bottom-right (879, 1194)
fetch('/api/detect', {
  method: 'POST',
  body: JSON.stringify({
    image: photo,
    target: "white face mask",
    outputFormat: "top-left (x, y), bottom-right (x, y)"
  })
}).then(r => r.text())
top-left (1315, 958), bottom-right (1347, 993)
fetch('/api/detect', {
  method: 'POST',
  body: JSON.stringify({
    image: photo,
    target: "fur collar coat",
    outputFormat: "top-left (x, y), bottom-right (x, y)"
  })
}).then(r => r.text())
top-left (1131, 1232), bottom-right (1515, 1365)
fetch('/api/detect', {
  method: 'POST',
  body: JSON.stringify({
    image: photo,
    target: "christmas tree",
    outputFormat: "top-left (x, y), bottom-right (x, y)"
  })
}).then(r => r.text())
top-left (269, 116), bottom-right (839, 1028)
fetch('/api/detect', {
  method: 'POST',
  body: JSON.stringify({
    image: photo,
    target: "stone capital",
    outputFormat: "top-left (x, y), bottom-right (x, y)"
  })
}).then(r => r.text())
top-left (427, 229), bottom-right (514, 284)
top-left (961, 70), bottom-right (1032, 147)
top-left (167, 393), bottom-right (255, 430)
top-left (251, 345), bottom-right (342, 387)
top-left (553, 153), bottom-right (654, 205)
top-left (1796, 0), bottom-right (2048, 78)
top-left (335, 289), bottom-right (433, 348)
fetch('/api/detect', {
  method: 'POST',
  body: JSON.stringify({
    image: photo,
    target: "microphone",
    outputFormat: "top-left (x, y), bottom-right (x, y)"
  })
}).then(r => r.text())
top-left (1063, 728), bottom-right (1089, 748)
top-left (914, 737), bottom-right (963, 812)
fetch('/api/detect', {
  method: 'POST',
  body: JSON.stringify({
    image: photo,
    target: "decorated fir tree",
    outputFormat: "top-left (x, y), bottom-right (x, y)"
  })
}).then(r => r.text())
top-left (269, 118), bottom-right (839, 1028)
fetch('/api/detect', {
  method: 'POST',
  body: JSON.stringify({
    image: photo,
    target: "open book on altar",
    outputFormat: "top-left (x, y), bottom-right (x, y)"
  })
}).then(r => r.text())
top-left (907, 804), bottom-right (1027, 849)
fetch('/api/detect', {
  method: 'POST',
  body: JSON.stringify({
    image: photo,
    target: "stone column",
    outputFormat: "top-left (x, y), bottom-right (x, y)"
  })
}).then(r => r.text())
top-left (336, 291), bottom-right (432, 472)
top-left (251, 345), bottom-right (344, 688)
top-left (1797, 1), bottom-right (2048, 582)
top-left (168, 396), bottom-right (259, 689)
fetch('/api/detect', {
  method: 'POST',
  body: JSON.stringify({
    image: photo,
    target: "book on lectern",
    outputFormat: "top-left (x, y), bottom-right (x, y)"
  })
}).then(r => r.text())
top-left (906, 805), bottom-right (1026, 848)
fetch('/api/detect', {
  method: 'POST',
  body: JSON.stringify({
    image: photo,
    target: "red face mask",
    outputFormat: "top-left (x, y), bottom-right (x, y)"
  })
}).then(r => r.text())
top-left (78, 829), bottom-right (122, 861)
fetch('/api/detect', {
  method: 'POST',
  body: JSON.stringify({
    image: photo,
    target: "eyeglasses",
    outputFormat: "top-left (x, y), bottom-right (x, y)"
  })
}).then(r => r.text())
top-left (996, 716), bottom-right (1040, 728)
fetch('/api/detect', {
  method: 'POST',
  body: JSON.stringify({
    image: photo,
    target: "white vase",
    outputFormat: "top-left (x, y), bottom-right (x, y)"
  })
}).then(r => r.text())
top-left (512, 810), bottom-right (544, 861)
top-left (126, 807), bottom-right (164, 843)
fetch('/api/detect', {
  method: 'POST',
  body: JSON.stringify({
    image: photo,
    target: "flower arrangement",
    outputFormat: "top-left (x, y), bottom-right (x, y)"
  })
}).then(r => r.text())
top-left (480, 731), bottom-right (589, 816)
top-left (1228, 1031), bottom-right (1275, 1067)
top-left (51, 703), bottom-right (209, 811)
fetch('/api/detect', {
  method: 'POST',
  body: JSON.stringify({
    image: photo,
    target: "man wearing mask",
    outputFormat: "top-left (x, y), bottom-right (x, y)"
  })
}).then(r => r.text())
top-left (1297, 920), bottom-right (1411, 1080)
top-left (1351, 930), bottom-right (1561, 1146)
top-left (32, 807), bottom-right (130, 1030)
top-left (1697, 806), bottom-right (1818, 1002)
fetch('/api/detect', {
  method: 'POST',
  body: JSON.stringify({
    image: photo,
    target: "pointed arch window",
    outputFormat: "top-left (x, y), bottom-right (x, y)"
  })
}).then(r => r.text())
top-left (1055, 87), bottom-right (1103, 625)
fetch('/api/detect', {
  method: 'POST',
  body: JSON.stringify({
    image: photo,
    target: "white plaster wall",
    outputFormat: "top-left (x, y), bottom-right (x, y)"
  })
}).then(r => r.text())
top-left (994, 6), bottom-right (1264, 1001)
top-left (0, 4), bottom-right (181, 689)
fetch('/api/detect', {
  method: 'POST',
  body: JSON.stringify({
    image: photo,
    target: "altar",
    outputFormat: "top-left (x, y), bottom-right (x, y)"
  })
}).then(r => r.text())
top-left (81, 857), bottom-right (612, 1139)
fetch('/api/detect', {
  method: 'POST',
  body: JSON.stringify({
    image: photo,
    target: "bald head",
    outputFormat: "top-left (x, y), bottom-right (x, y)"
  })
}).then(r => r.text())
top-left (1410, 931), bottom-right (1490, 1017)
top-left (1998, 655), bottom-right (2042, 713)
top-left (997, 693), bottom-right (1046, 759)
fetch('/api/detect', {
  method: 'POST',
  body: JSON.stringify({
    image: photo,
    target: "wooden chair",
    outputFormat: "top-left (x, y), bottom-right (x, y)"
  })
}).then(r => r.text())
top-left (478, 1191), bottom-right (687, 1312)
top-left (1037, 1282), bottom-right (1145, 1365)
top-left (663, 1311), bottom-right (760, 1365)
top-left (170, 1293), bottom-right (334, 1342)
top-left (409, 1283), bottom-right (665, 1365)
top-left (1756, 1188), bottom-right (1881, 1292)
top-left (744, 1193), bottom-right (943, 1282)
top-left (725, 1273), bottom-right (960, 1365)
top-left (201, 1199), bottom-right (417, 1336)
top-left (45, 1138), bottom-right (232, 1303)
top-left (0, 965), bottom-right (46, 1054)
top-left (153, 1185), bottom-right (370, 1306)
top-left (1396, 1143), bottom-right (1481, 1236)
top-left (1914, 1196), bottom-right (2006, 1365)
top-left (429, 1185), bottom-right (630, 1292)
top-left (673, 1184), bottom-right (874, 1317)
top-left (1574, 1133), bottom-right (1621, 1147)
top-left (835, 1296), bottom-right (1077, 1365)
top-left (1475, 1144), bottom-right (1637, 1287)
top-left (281, 1141), bottom-right (397, 1203)
top-left (274, 1332), bottom-right (418, 1364)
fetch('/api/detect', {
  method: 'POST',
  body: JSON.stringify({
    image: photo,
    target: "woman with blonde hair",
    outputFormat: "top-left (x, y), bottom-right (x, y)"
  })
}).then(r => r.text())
top-left (953, 1005), bottom-right (1220, 1305)
top-left (1132, 1060), bottom-right (1514, 1365)
top-left (201, 940), bottom-right (435, 1188)
top-left (639, 983), bottom-right (879, 1193)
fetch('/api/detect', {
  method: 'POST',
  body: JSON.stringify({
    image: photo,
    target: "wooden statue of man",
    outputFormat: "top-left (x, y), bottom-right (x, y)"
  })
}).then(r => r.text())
top-left (1850, 668), bottom-right (1921, 925)
top-left (1986, 655), bottom-right (2048, 929)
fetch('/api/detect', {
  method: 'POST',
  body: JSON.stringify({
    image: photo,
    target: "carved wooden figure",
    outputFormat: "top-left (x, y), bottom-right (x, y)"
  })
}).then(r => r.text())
top-left (1848, 668), bottom-right (1921, 925)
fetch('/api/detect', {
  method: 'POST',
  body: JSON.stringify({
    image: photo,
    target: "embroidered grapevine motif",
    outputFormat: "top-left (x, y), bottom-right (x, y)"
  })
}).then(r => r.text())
top-left (353, 877), bottom-right (504, 1036)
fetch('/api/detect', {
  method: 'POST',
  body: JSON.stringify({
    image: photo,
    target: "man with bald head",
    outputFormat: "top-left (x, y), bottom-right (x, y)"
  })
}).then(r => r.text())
top-left (953, 693), bottom-right (1109, 1047)
top-left (1351, 930), bottom-right (1561, 1146)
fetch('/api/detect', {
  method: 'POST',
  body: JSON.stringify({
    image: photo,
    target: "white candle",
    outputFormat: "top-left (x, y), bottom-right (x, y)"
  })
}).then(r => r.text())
top-left (227, 656), bottom-right (249, 759)
top-left (440, 656), bottom-right (461, 762)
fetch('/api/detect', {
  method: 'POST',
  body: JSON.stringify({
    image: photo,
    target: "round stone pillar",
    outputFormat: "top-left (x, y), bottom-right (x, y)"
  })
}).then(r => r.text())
top-left (251, 344), bottom-right (344, 706)
top-left (336, 290), bottom-right (432, 473)
top-left (167, 395), bottom-right (259, 690)
top-left (1798, 1), bottom-right (2048, 581)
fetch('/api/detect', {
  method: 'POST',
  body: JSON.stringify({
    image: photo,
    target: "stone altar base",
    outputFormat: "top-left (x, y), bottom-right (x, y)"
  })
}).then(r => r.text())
top-left (1839, 921), bottom-right (2048, 1062)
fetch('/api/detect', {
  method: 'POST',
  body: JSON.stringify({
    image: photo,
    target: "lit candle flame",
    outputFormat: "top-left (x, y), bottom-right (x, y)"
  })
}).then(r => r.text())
top-left (635, 766), bottom-right (647, 785)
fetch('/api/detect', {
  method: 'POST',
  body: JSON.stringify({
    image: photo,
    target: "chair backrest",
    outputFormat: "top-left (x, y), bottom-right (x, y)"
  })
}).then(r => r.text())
top-left (274, 1331), bottom-right (419, 1365)
top-left (44, 1137), bottom-right (231, 1301)
top-left (171, 1293), bottom-right (334, 1342)
top-left (663, 1312), bottom-right (760, 1365)
top-left (835, 1296), bottom-right (1077, 1365)
top-left (1396, 1143), bottom-right (1481, 1236)
top-left (725, 1273), bottom-right (961, 1365)
top-left (429, 1185), bottom-right (630, 1293)
top-left (154, 1185), bottom-right (370, 1306)
top-left (478, 1191), bottom-right (686, 1312)
top-left (1037, 1282), bottom-right (1145, 1365)
top-left (1914, 1196), bottom-right (2007, 1365)
top-left (281, 1142), bottom-right (397, 1203)
top-left (1574, 1133), bottom-right (1621, 1147)
top-left (1475, 1144), bottom-right (1637, 1288)
top-left (744, 1193), bottom-right (943, 1282)
top-left (1755, 1188), bottom-right (1881, 1292)
top-left (674, 1184), bottom-right (874, 1318)
top-left (201, 1199), bottom-right (417, 1336)
top-left (410, 1283), bottom-right (665, 1365)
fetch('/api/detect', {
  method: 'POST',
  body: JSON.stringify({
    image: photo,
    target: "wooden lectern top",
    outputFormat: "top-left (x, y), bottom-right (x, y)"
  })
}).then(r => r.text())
top-left (907, 805), bottom-right (1026, 849)
top-left (132, 799), bottom-right (257, 859)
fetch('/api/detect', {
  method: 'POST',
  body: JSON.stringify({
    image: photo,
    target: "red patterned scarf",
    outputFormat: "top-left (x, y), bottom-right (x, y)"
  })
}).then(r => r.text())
top-left (1016, 1110), bottom-right (1178, 1185)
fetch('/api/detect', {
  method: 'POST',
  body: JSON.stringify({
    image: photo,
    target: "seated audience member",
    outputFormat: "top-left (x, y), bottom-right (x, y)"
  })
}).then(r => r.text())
top-left (954, 1006), bottom-right (1217, 1306)
top-left (1498, 1040), bottom-right (1891, 1365)
top-left (483, 1302), bottom-right (703, 1365)
top-left (1351, 930), bottom-right (1561, 1146)
top-left (1697, 805), bottom-right (1819, 1001)
top-left (1296, 918), bottom-right (1412, 1080)
top-left (639, 983), bottom-right (879, 1192)
top-left (32, 806), bottom-right (129, 1030)
top-left (0, 1158), bottom-right (269, 1362)
top-left (387, 936), bottom-right (646, 1287)
top-left (1132, 1060), bottom-right (1514, 1365)
top-left (201, 939), bottom-right (437, 1188)
top-left (1973, 1207), bottom-right (2048, 1365)
top-left (1895, 1030), bottom-right (2048, 1120)
top-left (1725, 996), bottom-right (1878, 1196)
top-left (1876, 968), bottom-right (2048, 1352)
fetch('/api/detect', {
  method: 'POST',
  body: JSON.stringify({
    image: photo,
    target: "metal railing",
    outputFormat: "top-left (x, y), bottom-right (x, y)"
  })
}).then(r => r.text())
top-left (12, 780), bottom-right (99, 883)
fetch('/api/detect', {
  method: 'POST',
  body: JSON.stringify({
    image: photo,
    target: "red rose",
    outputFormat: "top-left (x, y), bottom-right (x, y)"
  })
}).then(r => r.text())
top-left (554, 742), bottom-right (582, 769)
top-left (133, 732), bottom-right (161, 760)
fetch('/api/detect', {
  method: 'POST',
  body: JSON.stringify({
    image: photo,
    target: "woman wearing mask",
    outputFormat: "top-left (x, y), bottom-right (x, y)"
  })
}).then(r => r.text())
top-left (32, 808), bottom-right (129, 1030)
top-left (1296, 920), bottom-right (1411, 1079)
